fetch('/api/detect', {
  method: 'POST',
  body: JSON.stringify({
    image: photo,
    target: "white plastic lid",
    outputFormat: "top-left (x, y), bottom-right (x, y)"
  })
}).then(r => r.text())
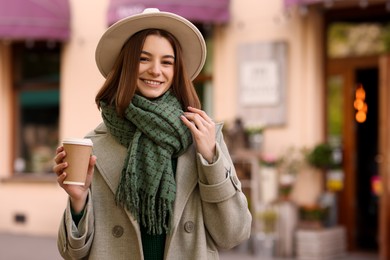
top-left (62, 138), bottom-right (93, 146)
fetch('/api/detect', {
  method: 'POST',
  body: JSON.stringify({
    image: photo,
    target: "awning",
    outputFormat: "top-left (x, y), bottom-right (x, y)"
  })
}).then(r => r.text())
top-left (284, 0), bottom-right (388, 8)
top-left (108, 0), bottom-right (230, 25)
top-left (284, 0), bottom-right (322, 8)
top-left (0, 0), bottom-right (70, 41)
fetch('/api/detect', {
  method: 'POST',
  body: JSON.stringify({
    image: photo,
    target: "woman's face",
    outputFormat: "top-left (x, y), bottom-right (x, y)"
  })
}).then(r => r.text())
top-left (137, 34), bottom-right (175, 99)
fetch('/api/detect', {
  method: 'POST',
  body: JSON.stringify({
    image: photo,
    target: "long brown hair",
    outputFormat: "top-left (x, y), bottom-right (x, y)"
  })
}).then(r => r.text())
top-left (95, 29), bottom-right (201, 116)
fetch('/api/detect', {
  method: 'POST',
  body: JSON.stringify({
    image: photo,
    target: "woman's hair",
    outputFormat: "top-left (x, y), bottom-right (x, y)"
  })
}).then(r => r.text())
top-left (95, 29), bottom-right (201, 116)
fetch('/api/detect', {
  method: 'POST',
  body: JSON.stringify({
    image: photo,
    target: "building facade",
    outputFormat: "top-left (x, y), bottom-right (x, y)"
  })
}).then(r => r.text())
top-left (0, 0), bottom-right (389, 258)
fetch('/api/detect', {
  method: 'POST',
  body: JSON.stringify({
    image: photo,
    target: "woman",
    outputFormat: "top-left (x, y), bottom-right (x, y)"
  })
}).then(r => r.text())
top-left (54, 8), bottom-right (252, 260)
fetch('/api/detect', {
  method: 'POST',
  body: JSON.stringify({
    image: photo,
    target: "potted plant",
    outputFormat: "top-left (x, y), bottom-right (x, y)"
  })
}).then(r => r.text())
top-left (299, 205), bottom-right (328, 229)
top-left (304, 143), bottom-right (342, 227)
top-left (306, 143), bottom-right (335, 170)
top-left (306, 142), bottom-right (344, 192)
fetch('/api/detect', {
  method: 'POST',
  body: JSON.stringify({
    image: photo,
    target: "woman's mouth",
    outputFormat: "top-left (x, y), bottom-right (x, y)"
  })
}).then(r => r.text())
top-left (143, 79), bottom-right (163, 86)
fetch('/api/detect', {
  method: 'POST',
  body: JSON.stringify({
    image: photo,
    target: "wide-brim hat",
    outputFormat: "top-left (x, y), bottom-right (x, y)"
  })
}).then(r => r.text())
top-left (95, 8), bottom-right (206, 81)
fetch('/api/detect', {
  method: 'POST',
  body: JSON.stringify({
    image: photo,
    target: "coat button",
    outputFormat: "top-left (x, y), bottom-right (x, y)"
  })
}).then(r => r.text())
top-left (112, 225), bottom-right (124, 238)
top-left (184, 221), bottom-right (194, 233)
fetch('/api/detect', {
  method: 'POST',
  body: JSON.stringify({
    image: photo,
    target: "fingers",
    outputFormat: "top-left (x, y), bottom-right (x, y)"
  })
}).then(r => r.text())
top-left (56, 146), bottom-right (64, 153)
top-left (56, 171), bottom-right (67, 187)
top-left (53, 146), bottom-right (67, 177)
top-left (180, 114), bottom-right (197, 133)
top-left (186, 106), bottom-right (213, 124)
top-left (181, 113), bottom-right (204, 132)
top-left (181, 106), bottom-right (214, 131)
top-left (180, 107), bottom-right (216, 163)
top-left (53, 161), bottom-right (67, 174)
top-left (88, 156), bottom-right (97, 175)
top-left (54, 146), bottom-right (65, 164)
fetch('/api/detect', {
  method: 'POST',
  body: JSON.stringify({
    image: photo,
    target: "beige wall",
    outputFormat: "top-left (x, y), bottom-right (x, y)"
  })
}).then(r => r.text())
top-left (0, 0), bottom-right (326, 236)
top-left (0, 183), bottom-right (65, 236)
top-left (214, 0), bottom-right (324, 156)
top-left (60, 0), bottom-right (109, 139)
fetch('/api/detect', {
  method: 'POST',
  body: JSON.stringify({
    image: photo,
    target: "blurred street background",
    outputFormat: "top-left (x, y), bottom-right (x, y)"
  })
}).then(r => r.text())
top-left (1, 0), bottom-right (390, 259)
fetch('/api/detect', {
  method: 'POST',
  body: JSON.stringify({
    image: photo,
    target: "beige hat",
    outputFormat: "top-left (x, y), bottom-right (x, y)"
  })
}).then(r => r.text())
top-left (95, 8), bottom-right (207, 80)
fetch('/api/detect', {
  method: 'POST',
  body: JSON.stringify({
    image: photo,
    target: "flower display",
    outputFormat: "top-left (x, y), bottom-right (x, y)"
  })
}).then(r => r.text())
top-left (260, 154), bottom-right (281, 167)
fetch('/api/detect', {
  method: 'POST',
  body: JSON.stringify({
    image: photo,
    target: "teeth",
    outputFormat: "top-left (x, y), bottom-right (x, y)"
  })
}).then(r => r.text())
top-left (144, 80), bottom-right (161, 85)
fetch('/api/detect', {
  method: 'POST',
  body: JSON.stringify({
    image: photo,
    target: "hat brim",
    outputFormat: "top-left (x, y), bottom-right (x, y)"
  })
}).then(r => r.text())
top-left (95, 10), bottom-right (207, 81)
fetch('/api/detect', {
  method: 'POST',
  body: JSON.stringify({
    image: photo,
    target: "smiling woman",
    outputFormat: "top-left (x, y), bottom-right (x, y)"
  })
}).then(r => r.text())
top-left (53, 8), bottom-right (251, 260)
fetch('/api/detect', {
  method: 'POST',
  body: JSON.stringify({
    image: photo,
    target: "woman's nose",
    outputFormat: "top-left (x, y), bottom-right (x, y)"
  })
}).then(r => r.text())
top-left (148, 62), bottom-right (161, 76)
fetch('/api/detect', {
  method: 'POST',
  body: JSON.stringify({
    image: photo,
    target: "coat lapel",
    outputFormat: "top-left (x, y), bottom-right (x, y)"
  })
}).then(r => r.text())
top-left (88, 123), bottom-right (126, 196)
top-left (172, 144), bottom-right (198, 228)
top-left (88, 123), bottom-right (142, 233)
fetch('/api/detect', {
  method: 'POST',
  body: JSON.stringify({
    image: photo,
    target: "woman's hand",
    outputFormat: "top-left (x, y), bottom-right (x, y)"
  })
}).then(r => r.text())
top-left (53, 146), bottom-right (96, 213)
top-left (180, 106), bottom-right (216, 163)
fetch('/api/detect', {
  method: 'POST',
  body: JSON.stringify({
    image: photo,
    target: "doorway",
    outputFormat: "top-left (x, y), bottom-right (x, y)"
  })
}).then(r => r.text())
top-left (322, 2), bottom-right (390, 258)
top-left (355, 68), bottom-right (379, 251)
top-left (326, 57), bottom-right (379, 252)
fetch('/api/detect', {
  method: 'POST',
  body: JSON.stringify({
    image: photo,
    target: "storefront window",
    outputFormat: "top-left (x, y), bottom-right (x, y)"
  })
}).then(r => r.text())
top-left (326, 75), bottom-right (344, 166)
top-left (327, 75), bottom-right (343, 144)
top-left (12, 42), bottom-right (60, 174)
top-left (327, 22), bottom-right (390, 58)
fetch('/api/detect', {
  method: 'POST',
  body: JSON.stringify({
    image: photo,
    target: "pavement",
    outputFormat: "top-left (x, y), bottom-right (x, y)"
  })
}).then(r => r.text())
top-left (0, 233), bottom-right (258, 260)
top-left (0, 233), bottom-right (61, 260)
top-left (0, 232), bottom-right (379, 260)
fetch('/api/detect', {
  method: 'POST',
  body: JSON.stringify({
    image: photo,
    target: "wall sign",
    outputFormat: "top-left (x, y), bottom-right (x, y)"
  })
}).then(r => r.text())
top-left (240, 61), bottom-right (280, 106)
top-left (238, 42), bottom-right (287, 126)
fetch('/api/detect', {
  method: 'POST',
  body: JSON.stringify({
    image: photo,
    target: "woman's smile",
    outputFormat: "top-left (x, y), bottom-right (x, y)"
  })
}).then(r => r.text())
top-left (142, 79), bottom-right (164, 86)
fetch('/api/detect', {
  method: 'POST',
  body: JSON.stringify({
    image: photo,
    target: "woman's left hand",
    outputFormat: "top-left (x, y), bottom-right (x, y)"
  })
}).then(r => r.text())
top-left (181, 106), bottom-right (216, 163)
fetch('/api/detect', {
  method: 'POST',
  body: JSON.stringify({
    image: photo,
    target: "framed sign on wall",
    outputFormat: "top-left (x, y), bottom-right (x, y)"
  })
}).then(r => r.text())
top-left (237, 41), bottom-right (287, 127)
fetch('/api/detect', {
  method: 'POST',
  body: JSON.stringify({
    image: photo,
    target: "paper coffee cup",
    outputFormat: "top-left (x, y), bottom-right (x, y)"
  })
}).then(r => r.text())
top-left (62, 138), bottom-right (93, 185)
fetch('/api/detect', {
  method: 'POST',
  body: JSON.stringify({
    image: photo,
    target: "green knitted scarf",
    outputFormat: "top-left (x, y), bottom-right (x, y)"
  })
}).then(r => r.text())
top-left (100, 91), bottom-right (192, 235)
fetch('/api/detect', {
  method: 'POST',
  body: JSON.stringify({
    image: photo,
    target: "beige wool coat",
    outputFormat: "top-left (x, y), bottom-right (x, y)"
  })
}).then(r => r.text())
top-left (57, 122), bottom-right (252, 260)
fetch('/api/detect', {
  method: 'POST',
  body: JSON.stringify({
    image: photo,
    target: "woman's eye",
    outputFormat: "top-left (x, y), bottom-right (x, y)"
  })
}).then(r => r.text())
top-left (140, 57), bottom-right (149, 62)
top-left (162, 60), bottom-right (174, 65)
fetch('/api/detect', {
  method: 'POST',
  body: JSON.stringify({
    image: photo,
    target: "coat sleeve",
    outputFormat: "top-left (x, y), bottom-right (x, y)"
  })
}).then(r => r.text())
top-left (57, 190), bottom-right (95, 259)
top-left (196, 128), bottom-right (252, 249)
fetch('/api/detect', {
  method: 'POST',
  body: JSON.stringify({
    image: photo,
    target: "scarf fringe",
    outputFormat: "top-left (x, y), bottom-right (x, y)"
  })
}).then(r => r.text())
top-left (115, 161), bottom-right (173, 235)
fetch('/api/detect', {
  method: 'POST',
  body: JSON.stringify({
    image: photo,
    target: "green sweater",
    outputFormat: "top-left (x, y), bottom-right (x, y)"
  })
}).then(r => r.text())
top-left (140, 224), bottom-right (165, 260)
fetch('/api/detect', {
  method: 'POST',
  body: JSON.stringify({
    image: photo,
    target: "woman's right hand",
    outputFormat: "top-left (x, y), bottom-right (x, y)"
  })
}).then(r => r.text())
top-left (53, 146), bottom-right (97, 213)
